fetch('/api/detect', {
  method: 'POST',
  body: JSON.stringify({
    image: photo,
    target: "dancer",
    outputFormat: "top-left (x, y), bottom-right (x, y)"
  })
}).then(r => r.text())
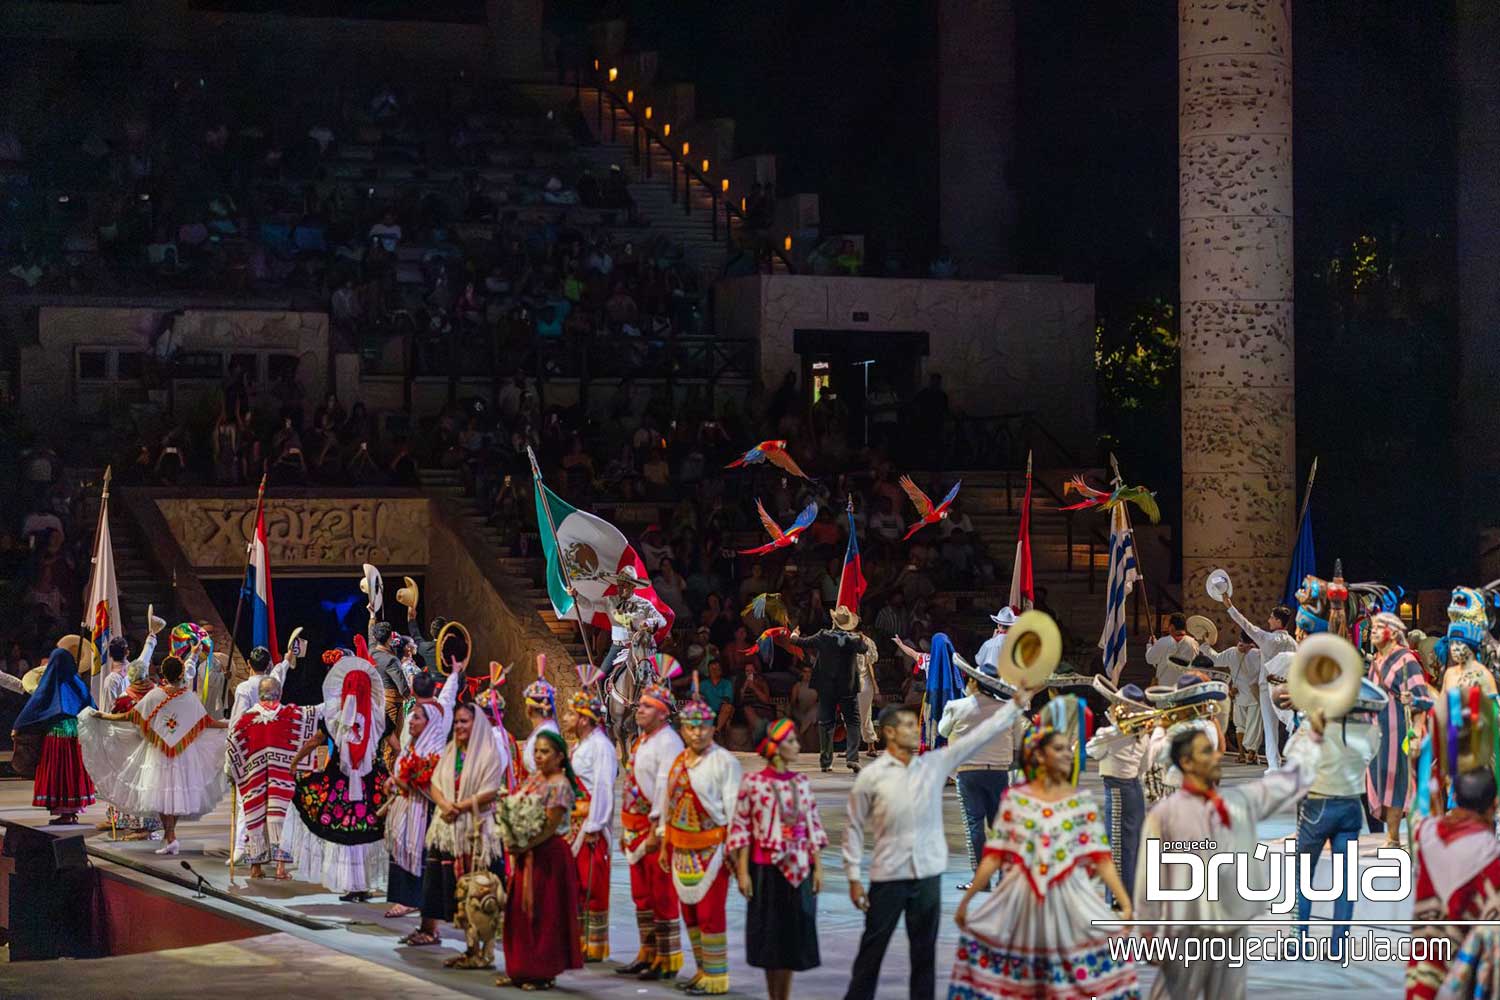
top-left (616, 678), bottom-right (685, 981)
top-left (384, 668), bottom-right (460, 935)
top-left (283, 645), bottom-right (389, 900)
top-left (422, 694), bottom-right (506, 965)
top-left (854, 631), bottom-right (880, 756)
top-left (474, 662), bottom-right (520, 793)
top-left (227, 676), bottom-right (320, 879)
top-left (566, 682), bottom-right (618, 962)
top-left (101, 611), bottom-right (164, 711)
top-left (842, 687), bottom-right (1035, 1000)
top-left (1086, 683), bottom-right (1151, 906)
top-left (1135, 709), bottom-right (1325, 999)
top-left (367, 620), bottom-right (410, 760)
top-left (226, 638), bottom-right (301, 865)
top-left (102, 659), bottom-right (161, 840)
top-left (728, 718), bottom-right (828, 1000)
top-left (12, 638), bottom-right (96, 824)
top-left (659, 683), bottom-right (743, 995)
top-left (79, 654), bottom-right (231, 855)
top-left (1224, 597), bottom-right (1296, 768)
top-left (1214, 631), bottom-right (1262, 763)
top-left (1145, 614), bottom-right (1198, 687)
top-left (1406, 768), bottom-right (1500, 999)
top-left (518, 656), bottom-right (559, 780)
top-left (918, 632), bottom-right (962, 752)
top-left (496, 728), bottom-right (586, 990)
top-left (1281, 678), bottom-right (1383, 950)
top-left (1365, 612), bottom-right (1432, 847)
top-left (789, 605), bottom-right (865, 773)
top-left (950, 705), bottom-right (1139, 999)
top-left (937, 657), bottom-right (1019, 891)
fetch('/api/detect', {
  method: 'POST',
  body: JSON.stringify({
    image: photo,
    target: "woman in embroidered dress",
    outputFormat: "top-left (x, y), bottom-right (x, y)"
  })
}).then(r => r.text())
top-left (282, 645), bottom-right (389, 900)
top-left (79, 655), bottom-right (230, 855)
top-left (422, 697), bottom-right (505, 959)
top-left (14, 640), bottom-right (96, 824)
top-left (105, 659), bottom-right (162, 840)
top-left (727, 718), bottom-right (828, 1000)
top-left (949, 721), bottom-right (1139, 1000)
top-left (383, 668), bottom-right (459, 941)
top-left (496, 728), bottom-right (584, 990)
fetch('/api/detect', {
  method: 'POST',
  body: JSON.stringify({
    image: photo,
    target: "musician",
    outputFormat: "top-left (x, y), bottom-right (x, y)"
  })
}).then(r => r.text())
top-left (1224, 598), bottom-right (1297, 768)
top-left (973, 606), bottom-right (1016, 673)
top-left (936, 659), bottom-right (1022, 892)
top-left (1086, 683), bottom-right (1150, 905)
top-left (1145, 614), bottom-right (1198, 687)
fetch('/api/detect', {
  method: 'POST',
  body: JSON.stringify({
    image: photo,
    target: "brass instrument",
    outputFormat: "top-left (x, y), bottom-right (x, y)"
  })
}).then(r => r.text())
top-left (434, 620), bottom-right (472, 676)
top-left (1111, 699), bottom-right (1222, 736)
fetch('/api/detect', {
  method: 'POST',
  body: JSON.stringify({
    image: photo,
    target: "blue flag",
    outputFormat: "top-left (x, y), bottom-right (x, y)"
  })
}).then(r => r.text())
top-left (1283, 506), bottom-right (1316, 608)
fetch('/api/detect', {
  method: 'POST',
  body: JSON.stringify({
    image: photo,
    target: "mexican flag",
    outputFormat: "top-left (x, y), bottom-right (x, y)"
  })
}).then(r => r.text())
top-left (533, 479), bottom-right (674, 641)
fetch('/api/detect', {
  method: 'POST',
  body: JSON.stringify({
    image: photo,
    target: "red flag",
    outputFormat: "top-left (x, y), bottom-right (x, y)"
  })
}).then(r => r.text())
top-left (1008, 454), bottom-right (1034, 611)
top-left (836, 501), bottom-right (866, 613)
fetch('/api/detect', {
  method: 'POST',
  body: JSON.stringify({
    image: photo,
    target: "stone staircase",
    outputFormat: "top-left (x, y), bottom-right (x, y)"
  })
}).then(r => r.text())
top-left (418, 469), bottom-right (590, 664)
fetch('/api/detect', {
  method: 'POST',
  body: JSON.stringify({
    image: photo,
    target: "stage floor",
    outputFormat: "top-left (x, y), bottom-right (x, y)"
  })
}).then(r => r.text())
top-left (0, 753), bottom-right (1411, 999)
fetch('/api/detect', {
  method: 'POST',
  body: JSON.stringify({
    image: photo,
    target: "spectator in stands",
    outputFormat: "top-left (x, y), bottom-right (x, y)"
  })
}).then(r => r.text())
top-left (369, 210), bottom-right (402, 254)
top-left (873, 592), bottom-right (911, 643)
top-left (654, 557), bottom-right (691, 624)
top-left (867, 496), bottom-right (903, 555)
top-left (701, 659), bottom-right (736, 733)
top-left (740, 661), bottom-right (777, 734)
top-left (2, 640), bottom-right (31, 679)
top-left (789, 663), bottom-right (819, 747)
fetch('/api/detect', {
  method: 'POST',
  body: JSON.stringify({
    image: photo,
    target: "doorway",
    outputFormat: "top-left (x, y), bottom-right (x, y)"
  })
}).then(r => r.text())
top-left (794, 329), bottom-right (928, 449)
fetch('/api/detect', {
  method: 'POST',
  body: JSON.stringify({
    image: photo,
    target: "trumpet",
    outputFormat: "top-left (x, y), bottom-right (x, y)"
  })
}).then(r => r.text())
top-left (434, 620), bottom-right (472, 676)
top-left (1110, 700), bottom-right (1222, 736)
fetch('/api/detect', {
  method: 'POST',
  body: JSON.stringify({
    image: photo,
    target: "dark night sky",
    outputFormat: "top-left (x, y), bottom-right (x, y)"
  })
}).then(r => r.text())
top-left (563, 1), bottom-right (1458, 583)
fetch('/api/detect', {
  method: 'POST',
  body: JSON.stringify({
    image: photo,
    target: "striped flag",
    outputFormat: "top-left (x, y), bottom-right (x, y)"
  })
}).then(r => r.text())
top-left (1098, 503), bottom-right (1140, 683)
top-left (82, 474), bottom-right (122, 705)
top-left (243, 503), bottom-right (279, 660)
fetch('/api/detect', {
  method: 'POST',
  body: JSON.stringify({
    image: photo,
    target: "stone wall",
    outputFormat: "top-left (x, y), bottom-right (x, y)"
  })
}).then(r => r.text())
top-left (1179, 0), bottom-right (1296, 630)
top-left (720, 273), bottom-right (1096, 452)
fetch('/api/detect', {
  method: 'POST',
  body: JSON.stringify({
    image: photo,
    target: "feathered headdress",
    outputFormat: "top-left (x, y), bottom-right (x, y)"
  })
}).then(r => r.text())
top-left (523, 655), bottom-right (556, 715)
top-left (1021, 695), bottom-right (1093, 785)
top-left (1060, 475), bottom-right (1161, 524)
top-left (679, 670), bottom-right (715, 726)
top-left (569, 663), bottom-right (606, 723)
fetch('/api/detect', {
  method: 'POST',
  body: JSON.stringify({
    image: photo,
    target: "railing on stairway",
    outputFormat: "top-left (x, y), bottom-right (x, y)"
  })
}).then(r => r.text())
top-left (573, 60), bottom-right (797, 273)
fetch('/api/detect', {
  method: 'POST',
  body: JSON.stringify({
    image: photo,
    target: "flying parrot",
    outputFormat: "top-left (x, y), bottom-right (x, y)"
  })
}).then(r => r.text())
top-left (740, 626), bottom-right (806, 664)
top-left (740, 500), bottom-right (818, 555)
top-left (899, 476), bottom-right (962, 540)
top-left (725, 439), bottom-right (810, 479)
top-left (742, 592), bottom-right (790, 627)
top-left (1059, 475), bottom-right (1162, 524)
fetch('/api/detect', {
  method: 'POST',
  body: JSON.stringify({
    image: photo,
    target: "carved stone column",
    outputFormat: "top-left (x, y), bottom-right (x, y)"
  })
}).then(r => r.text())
top-left (1179, 0), bottom-right (1295, 625)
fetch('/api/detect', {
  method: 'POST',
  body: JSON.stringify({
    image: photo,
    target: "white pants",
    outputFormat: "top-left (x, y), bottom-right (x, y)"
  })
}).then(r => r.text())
top-left (1232, 698), bottom-right (1262, 752)
top-left (1259, 683), bottom-right (1281, 769)
top-left (858, 670), bottom-right (876, 745)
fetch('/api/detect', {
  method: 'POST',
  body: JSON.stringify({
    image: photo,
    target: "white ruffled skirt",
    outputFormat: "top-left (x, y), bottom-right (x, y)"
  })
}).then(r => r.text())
top-left (282, 806), bottom-right (389, 894)
top-left (77, 710), bottom-right (230, 820)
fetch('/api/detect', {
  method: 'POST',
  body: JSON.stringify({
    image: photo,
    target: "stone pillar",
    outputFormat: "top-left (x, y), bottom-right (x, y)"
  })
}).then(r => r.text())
top-left (937, 0), bottom-right (1017, 277)
top-left (1458, 1), bottom-right (1500, 559)
top-left (1179, 0), bottom-right (1295, 626)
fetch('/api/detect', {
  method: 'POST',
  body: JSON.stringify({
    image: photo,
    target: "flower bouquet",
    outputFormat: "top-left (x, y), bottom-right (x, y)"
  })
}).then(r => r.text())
top-left (494, 788), bottom-right (547, 849)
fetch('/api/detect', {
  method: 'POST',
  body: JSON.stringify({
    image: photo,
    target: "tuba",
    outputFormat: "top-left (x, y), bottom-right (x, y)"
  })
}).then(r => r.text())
top-left (433, 620), bottom-right (472, 676)
top-left (996, 610), bottom-right (1063, 689)
top-left (1286, 632), bottom-right (1363, 720)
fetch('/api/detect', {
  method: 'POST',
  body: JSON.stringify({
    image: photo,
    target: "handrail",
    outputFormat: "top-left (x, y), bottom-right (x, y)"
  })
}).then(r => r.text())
top-left (581, 63), bottom-right (797, 274)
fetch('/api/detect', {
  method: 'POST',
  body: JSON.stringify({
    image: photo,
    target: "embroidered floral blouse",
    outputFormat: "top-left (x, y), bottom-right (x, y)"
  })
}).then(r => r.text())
top-left (984, 784), bottom-right (1111, 898)
top-left (523, 772), bottom-right (578, 838)
top-left (727, 767), bottom-right (828, 887)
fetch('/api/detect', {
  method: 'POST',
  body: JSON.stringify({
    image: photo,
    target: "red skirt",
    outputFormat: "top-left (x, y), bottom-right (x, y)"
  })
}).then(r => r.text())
top-left (34, 733), bottom-right (96, 812)
top-left (503, 834), bottom-right (584, 982)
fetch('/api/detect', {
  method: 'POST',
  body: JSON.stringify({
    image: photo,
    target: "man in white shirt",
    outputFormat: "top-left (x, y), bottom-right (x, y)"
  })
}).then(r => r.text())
top-left (842, 686), bottom-right (1034, 1000)
top-left (1225, 597), bottom-right (1297, 768)
top-left (566, 688), bottom-right (619, 963)
top-left (1213, 631), bottom-right (1261, 763)
top-left (617, 681), bottom-right (685, 981)
top-left (228, 643), bottom-right (299, 724)
top-left (936, 663), bottom-right (1022, 891)
top-left (1086, 683), bottom-right (1151, 903)
top-left (1279, 680), bottom-right (1381, 951)
top-left (974, 606), bottom-right (1016, 673)
top-left (102, 625), bottom-right (162, 709)
top-left (1145, 613), bottom-right (1199, 687)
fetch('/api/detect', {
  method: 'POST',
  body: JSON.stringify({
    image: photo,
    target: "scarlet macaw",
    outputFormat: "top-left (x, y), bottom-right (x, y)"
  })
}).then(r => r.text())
top-left (740, 500), bottom-right (819, 555)
top-left (899, 476), bottom-right (962, 539)
top-left (725, 439), bottom-right (810, 479)
top-left (740, 626), bottom-right (806, 664)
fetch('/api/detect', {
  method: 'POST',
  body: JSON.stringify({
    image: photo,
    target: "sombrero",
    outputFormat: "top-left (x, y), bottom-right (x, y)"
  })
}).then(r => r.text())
top-left (1146, 673), bottom-right (1229, 708)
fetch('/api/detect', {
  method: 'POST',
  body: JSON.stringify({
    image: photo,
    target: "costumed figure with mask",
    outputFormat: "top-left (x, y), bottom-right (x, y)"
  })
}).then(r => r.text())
top-left (227, 674), bottom-right (321, 879)
top-left (940, 649), bottom-right (1023, 891)
top-left (949, 695), bottom-right (1140, 1000)
top-left (79, 653), bottom-right (231, 855)
top-left (382, 666), bottom-right (462, 937)
top-left (14, 638), bottom-right (97, 823)
top-left (1361, 609), bottom-right (1433, 847)
top-left (566, 671), bottom-right (618, 962)
top-left (658, 678), bottom-right (744, 995)
top-left (518, 655), bottom-right (559, 782)
top-left (1087, 678), bottom-right (1154, 904)
top-left (282, 640), bottom-right (390, 899)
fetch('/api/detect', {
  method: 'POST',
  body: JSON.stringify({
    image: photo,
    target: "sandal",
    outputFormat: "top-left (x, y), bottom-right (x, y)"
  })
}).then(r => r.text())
top-left (519, 981), bottom-right (554, 992)
top-left (385, 904), bottom-right (418, 918)
top-left (399, 930), bottom-right (440, 946)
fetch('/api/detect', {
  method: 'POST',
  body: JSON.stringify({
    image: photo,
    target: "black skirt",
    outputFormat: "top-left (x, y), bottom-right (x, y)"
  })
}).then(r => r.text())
top-left (746, 861), bottom-right (820, 971)
top-left (420, 848), bottom-right (506, 922)
top-left (388, 858), bottom-right (424, 909)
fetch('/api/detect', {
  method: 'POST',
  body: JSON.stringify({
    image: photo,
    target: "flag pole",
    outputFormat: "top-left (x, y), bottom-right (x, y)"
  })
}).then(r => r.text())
top-left (1109, 453), bottom-right (1157, 637)
top-left (527, 447), bottom-right (597, 670)
top-left (84, 466), bottom-right (113, 706)
top-left (225, 475), bottom-right (267, 699)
